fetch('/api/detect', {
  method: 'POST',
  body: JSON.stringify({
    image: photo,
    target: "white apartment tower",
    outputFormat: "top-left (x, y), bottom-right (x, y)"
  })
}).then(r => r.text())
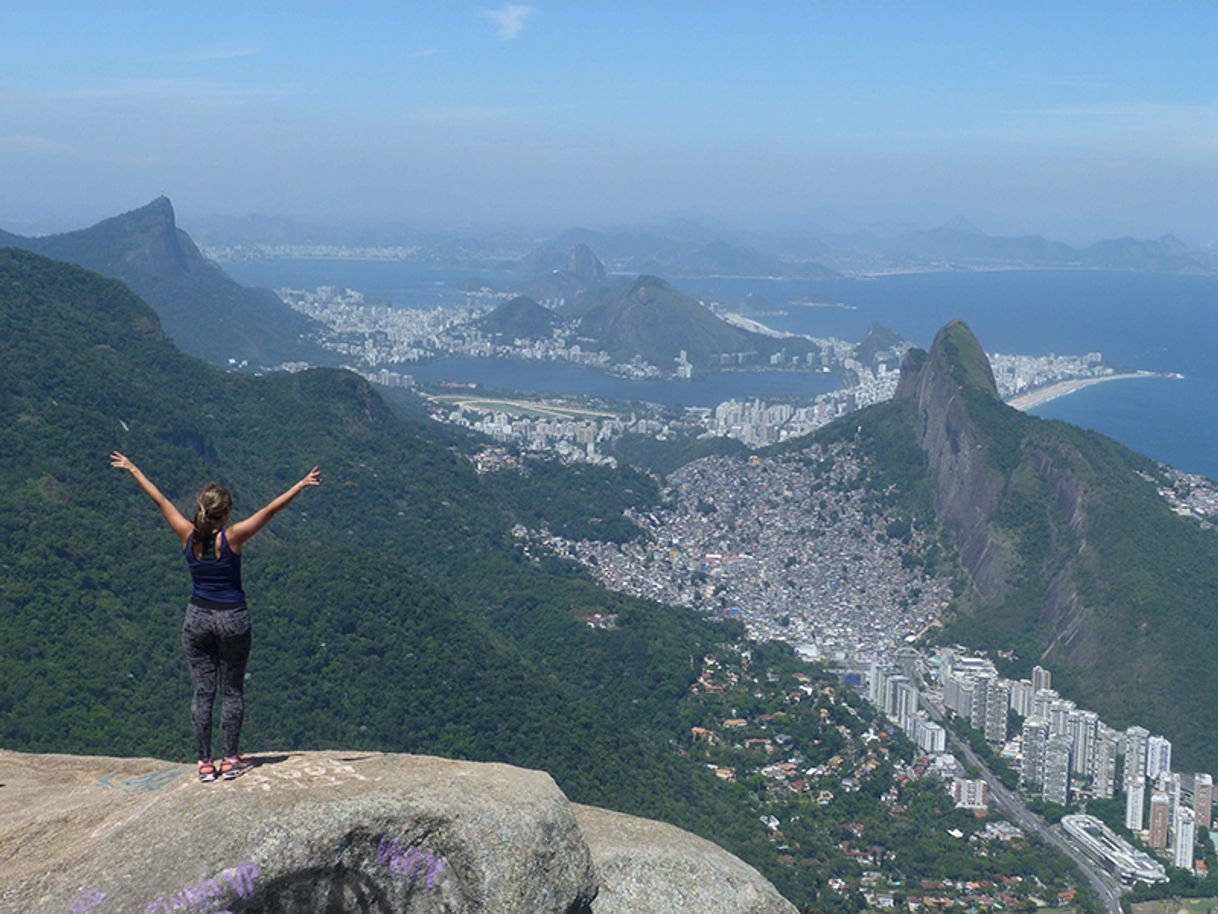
top-left (1126, 776), bottom-right (1146, 832)
top-left (1092, 726), bottom-right (1120, 800)
top-left (970, 675), bottom-right (993, 732)
top-left (1044, 736), bottom-right (1073, 806)
top-left (1146, 736), bottom-right (1172, 780)
top-left (1173, 806), bottom-right (1196, 871)
top-left (1068, 709), bottom-right (1098, 775)
top-left (1032, 665), bottom-right (1052, 693)
top-left (1021, 718), bottom-right (1050, 788)
top-left (984, 680), bottom-right (1010, 744)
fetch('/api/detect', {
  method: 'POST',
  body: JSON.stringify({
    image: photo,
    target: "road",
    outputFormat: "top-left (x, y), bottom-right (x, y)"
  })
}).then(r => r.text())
top-left (925, 697), bottom-right (1125, 914)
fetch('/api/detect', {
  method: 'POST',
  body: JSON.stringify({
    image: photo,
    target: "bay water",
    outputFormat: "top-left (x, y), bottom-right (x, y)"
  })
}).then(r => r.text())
top-left (226, 261), bottom-right (1218, 479)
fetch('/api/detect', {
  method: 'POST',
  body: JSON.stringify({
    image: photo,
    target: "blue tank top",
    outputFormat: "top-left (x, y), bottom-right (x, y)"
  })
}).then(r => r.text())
top-left (185, 530), bottom-right (245, 607)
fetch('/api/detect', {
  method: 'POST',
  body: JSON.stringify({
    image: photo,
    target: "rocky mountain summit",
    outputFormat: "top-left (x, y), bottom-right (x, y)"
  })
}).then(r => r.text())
top-left (879, 319), bottom-right (1218, 766)
top-left (0, 197), bottom-right (319, 365)
top-left (0, 749), bottom-right (795, 914)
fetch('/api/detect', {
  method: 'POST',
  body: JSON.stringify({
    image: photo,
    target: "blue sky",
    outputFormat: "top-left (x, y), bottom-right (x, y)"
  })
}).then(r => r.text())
top-left (1, 2), bottom-right (1216, 241)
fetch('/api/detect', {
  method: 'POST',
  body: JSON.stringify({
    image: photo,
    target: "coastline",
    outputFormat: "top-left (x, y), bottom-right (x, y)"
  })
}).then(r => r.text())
top-left (1006, 372), bottom-right (1161, 412)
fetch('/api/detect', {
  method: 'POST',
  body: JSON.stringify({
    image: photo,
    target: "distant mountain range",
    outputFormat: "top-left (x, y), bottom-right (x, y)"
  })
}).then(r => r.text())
top-left (879, 227), bottom-right (1211, 273)
top-left (0, 198), bottom-right (321, 366)
top-left (191, 206), bottom-right (1215, 277)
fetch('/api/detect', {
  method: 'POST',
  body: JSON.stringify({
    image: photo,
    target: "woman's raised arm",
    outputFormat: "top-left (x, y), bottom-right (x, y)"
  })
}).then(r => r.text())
top-left (227, 466), bottom-right (322, 551)
top-left (110, 451), bottom-right (194, 545)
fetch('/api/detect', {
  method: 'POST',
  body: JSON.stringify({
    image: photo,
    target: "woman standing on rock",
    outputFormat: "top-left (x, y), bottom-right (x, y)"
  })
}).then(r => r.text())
top-left (110, 453), bottom-right (322, 782)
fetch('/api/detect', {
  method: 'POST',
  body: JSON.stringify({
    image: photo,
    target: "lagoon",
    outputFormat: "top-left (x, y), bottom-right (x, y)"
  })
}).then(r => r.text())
top-left (227, 260), bottom-right (1218, 479)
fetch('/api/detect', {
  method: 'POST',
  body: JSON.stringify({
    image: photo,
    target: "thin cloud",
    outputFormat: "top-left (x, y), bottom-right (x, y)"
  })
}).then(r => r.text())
top-left (406, 48), bottom-right (442, 59)
top-left (480, 4), bottom-right (536, 41)
top-left (181, 44), bottom-right (263, 63)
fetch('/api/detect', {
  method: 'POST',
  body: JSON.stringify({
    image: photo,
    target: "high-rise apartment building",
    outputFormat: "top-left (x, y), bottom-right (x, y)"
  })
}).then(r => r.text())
top-left (1173, 806), bottom-right (1196, 871)
top-left (970, 675), bottom-right (992, 732)
top-left (1149, 791), bottom-right (1171, 849)
top-left (1009, 679), bottom-right (1033, 719)
top-left (1022, 719), bottom-right (1050, 788)
top-left (1049, 698), bottom-right (1076, 738)
top-left (894, 679), bottom-right (919, 731)
top-left (1044, 736), bottom-right (1073, 806)
top-left (943, 675), bottom-right (974, 720)
top-left (984, 680), bottom-right (1009, 744)
top-left (1146, 736), bottom-right (1172, 780)
top-left (915, 718), bottom-right (947, 754)
top-left (1068, 710), bottom-right (1098, 775)
top-left (1193, 773), bottom-right (1213, 830)
top-left (1124, 727), bottom-right (1150, 791)
top-left (1032, 665), bottom-right (1052, 693)
top-left (1126, 776), bottom-right (1146, 832)
top-left (1093, 726), bottom-right (1120, 799)
top-left (1031, 688), bottom-right (1059, 723)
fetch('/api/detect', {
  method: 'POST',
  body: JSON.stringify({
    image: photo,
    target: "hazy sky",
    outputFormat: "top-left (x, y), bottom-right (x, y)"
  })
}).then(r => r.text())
top-left (2, 2), bottom-right (1216, 242)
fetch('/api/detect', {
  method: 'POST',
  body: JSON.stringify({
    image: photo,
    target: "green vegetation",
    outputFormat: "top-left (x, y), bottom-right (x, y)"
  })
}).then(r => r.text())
top-left (679, 644), bottom-right (1087, 909)
top-left (480, 458), bottom-right (658, 542)
top-left (0, 248), bottom-right (786, 898)
top-left (934, 319), bottom-right (999, 397)
top-left (948, 716), bottom-right (1019, 790)
top-left (608, 431), bottom-right (750, 476)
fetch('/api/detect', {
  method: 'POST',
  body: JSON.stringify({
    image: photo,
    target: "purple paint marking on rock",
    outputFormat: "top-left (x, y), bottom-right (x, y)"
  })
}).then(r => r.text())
top-left (375, 834), bottom-right (447, 890)
top-left (66, 889), bottom-right (107, 914)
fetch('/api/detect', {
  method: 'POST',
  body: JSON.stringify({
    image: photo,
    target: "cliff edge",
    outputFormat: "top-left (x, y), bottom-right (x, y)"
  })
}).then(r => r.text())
top-left (0, 749), bottom-right (795, 914)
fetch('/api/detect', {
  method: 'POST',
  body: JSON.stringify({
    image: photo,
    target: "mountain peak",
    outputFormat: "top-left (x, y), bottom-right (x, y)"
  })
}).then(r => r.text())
top-left (565, 243), bottom-right (606, 283)
top-left (897, 319), bottom-right (997, 401)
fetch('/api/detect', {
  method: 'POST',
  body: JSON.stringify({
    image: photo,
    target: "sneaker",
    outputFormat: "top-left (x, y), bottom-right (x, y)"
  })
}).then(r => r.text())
top-left (198, 759), bottom-right (218, 783)
top-left (220, 755), bottom-right (254, 780)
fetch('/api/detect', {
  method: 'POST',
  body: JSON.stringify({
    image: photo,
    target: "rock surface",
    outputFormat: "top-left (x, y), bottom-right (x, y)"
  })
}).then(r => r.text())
top-left (573, 805), bottom-right (798, 914)
top-left (0, 749), bottom-right (595, 914)
top-left (0, 749), bottom-right (795, 914)
top-left (895, 320), bottom-right (1012, 600)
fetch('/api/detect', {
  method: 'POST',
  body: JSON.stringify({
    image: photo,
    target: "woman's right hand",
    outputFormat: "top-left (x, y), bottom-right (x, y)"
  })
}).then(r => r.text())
top-left (299, 465), bottom-right (323, 488)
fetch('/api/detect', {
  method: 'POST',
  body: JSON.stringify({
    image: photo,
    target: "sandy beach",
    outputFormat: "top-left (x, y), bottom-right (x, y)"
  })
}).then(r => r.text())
top-left (1006, 372), bottom-right (1155, 411)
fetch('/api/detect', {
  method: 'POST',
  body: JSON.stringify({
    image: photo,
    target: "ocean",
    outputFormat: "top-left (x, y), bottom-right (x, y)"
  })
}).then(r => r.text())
top-left (225, 261), bottom-right (1218, 480)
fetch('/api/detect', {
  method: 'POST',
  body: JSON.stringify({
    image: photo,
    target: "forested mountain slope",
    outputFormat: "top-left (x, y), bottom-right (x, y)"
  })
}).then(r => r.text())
top-left (0, 248), bottom-right (787, 883)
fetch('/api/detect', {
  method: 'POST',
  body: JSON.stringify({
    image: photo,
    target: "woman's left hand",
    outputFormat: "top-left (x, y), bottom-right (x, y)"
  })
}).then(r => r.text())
top-left (110, 451), bottom-right (137, 473)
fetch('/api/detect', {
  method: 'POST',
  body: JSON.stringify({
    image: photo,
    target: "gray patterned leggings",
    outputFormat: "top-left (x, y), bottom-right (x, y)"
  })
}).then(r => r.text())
top-left (182, 603), bottom-right (251, 761)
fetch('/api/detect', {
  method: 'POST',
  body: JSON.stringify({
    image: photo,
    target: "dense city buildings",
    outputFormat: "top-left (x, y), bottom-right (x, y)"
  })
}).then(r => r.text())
top-left (547, 444), bottom-right (952, 655)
